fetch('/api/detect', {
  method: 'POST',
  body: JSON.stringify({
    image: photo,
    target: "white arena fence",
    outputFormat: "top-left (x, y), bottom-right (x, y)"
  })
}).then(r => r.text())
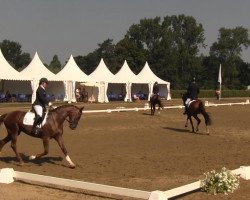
top-left (0, 99), bottom-right (249, 199)
top-left (0, 166), bottom-right (250, 200)
top-left (82, 99), bottom-right (250, 114)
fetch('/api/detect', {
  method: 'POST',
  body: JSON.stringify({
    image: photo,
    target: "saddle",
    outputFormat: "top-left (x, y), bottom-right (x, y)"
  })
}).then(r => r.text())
top-left (23, 111), bottom-right (48, 126)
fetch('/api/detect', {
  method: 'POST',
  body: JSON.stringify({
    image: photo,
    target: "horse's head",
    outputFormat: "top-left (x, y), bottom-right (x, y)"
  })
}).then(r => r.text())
top-left (68, 106), bottom-right (84, 130)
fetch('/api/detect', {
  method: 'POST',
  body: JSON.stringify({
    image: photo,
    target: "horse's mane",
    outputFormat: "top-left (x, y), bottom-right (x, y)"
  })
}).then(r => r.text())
top-left (51, 104), bottom-right (78, 112)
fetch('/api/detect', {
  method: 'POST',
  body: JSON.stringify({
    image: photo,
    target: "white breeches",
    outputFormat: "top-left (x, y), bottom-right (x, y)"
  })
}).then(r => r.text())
top-left (185, 98), bottom-right (191, 105)
top-left (33, 105), bottom-right (43, 117)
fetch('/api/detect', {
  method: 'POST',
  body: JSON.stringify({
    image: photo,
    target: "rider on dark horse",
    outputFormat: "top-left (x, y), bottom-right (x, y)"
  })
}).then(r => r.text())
top-left (152, 81), bottom-right (160, 97)
top-left (183, 77), bottom-right (200, 115)
top-left (32, 77), bottom-right (52, 135)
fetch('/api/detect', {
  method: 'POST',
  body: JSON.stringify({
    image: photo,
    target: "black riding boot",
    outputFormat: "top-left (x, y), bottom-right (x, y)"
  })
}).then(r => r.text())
top-left (32, 116), bottom-right (43, 135)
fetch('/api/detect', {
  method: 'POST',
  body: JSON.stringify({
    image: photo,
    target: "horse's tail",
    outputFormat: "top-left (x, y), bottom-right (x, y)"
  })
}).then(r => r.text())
top-left (0, 114), bottom-right (7, 125)
top-left (199, 101), bottom-right (212, 126)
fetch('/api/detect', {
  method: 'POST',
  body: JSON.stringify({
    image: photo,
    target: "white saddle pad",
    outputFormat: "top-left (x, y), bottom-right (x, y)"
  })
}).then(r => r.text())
top-left (187, 100), bottom-right (196, 107)
top-left (185, 99), bottom-right (196, 107)
top-left (23, 112), bottom-right (48, 126)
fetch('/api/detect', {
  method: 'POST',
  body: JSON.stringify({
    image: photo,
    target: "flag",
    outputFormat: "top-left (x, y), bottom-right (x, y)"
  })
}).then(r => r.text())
top-left (218, 64), bottom-right (222, 84)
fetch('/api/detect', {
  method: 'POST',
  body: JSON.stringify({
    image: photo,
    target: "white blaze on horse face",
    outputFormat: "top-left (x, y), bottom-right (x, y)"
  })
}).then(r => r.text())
top-left (66, 155), bottom-right (74, 166)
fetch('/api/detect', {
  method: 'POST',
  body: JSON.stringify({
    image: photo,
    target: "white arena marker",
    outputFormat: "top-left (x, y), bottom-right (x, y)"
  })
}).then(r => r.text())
top-left (0, 168), bottom-right (14, 184)
top-left (149, 190), bottom-right (168, 200)
top-left (240, 166), bottom-right (250, 180)
top-left (107, 109), bottom-right (111, 113)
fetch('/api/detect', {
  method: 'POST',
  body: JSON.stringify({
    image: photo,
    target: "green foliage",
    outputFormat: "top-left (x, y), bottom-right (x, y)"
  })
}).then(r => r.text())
top-left (0, 39), bottom-right (31, 70)
top-left (209, 27), bottom-right (250, 89)
top-left (171, 90), bottom-right (250, 99)
top-left (48, 55), bottom-right (62, 74)
top-left (1, 15), bottom-right (250, 90)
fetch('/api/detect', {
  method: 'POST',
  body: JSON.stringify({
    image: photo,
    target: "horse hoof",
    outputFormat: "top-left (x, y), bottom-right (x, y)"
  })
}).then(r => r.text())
top-left (18, 162), bottom-right (24, 166)
top-left (69, 165), bottom-right (76, 169)
top-left (29, 155), bottom-right (36, 160)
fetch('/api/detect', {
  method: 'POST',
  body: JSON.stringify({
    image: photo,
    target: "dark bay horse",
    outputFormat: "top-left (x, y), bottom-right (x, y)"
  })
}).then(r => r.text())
top-left (0, 105), bottom-right (84, 168)
top-left (182, 94), bottom-right (212, 134)
top-left (150, 94), bottom-right (164, 115)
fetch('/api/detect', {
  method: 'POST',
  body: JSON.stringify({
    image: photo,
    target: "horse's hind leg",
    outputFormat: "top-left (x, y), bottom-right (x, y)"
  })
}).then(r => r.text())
top-left (189, 117), bottom-right (195, 133)
top-left (0, 134), bottom-right (12, 152)
top-left (10, 134), bottom-right (24, 165)
top-left (29, 138), bottom-right (49, 160)
top-left (5, 124), bottom-right (24, 165)
top-left (193, 115), bottom-right (201, 132)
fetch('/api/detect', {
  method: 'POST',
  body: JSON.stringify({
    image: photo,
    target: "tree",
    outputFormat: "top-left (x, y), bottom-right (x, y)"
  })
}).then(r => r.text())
top-left (210, 27), bottom-right (250, 89)
top-left (157, 15), bottom-right (205, 88)
top-left (0, 39), bottom-right (31, 70)
top-left (114, 36), bottom-right (147, 73)
top-left (48, 55), bottom-right (62, 74)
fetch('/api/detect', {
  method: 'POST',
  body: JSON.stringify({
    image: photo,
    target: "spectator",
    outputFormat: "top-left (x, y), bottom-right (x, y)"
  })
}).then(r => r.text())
top-left (75, 87), bottom-right (81, 102)
top-left (5, 90), bottom-right (12, 102)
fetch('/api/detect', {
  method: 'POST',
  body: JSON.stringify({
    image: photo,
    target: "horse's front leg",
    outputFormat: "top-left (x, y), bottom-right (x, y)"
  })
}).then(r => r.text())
top-left (29, 137), bottom-right (49, 160)
top-left (54, 135), bottom-right (75, 169)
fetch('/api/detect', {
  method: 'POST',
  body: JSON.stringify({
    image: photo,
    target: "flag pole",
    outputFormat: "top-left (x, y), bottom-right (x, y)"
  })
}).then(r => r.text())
top-left (218, 64), bottom-right (222, 100)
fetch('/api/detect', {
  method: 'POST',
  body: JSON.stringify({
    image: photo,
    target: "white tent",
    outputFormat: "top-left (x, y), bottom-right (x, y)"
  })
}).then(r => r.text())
top-left (0, 49), bottom-right (23, 80)
top-left (0, 49), bottom-right (32, 100)
top-left (113, 60), bottom-right (138, 102)
top-left (0, 48), bottom-right (171, 103)
top-left (135, 62), bottom-right (171, 100)
top-left (80, 82), bottom-right (103, 102)
top-left (88, 58), bottom-right (116, 102)
top-left (19, 52), bottom-right (62, 103)
top-left (55, 55), bottom-right (91, 102)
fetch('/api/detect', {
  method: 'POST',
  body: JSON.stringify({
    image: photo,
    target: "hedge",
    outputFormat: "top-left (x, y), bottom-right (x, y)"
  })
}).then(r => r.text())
top-left (170, 90), bottom-right (250, 99)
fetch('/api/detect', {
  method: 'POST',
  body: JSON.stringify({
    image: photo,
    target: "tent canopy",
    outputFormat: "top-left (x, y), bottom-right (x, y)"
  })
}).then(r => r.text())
top-left (88, 58), bottom-right (116, 83)
top-left (55, 55), bottom-right (90, 82)
top-left (20, 52), bottom-right (57, 81)
top-left (0, 49), bottom-right (23, 80)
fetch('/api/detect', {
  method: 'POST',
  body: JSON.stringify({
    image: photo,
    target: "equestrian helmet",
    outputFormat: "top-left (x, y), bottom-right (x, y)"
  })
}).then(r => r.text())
top-left (39, 77), bottom-right (49, 85)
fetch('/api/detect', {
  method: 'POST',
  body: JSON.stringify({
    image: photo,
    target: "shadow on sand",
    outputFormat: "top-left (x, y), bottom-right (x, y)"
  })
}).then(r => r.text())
top-left (0, 153), bottom-right (63, 166)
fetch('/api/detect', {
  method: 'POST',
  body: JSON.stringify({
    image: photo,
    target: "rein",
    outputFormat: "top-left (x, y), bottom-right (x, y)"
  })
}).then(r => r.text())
top-left (65, 117), bottom-right (73, 126)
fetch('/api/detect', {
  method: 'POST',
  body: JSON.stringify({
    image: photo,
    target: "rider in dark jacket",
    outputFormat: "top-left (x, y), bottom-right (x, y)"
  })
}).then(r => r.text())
top-left (32, 78), bottom-right (51, 134)
top-left (183, 77), bottom-right (200, 114)
top-left (153, 81), bottom-right (160, 95)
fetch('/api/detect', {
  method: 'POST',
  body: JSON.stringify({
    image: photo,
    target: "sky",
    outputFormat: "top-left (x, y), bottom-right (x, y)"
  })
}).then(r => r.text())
top-left (1, 0), bottom-right (250, 64)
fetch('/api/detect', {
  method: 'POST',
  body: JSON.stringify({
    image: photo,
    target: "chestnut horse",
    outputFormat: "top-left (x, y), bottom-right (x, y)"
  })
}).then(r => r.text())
top-left (150, 94), bottom-right (164, 115)
top-left (182, 94), bottom-right (211, 134)
top-left (0, 105), bottom-right (84, 168)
